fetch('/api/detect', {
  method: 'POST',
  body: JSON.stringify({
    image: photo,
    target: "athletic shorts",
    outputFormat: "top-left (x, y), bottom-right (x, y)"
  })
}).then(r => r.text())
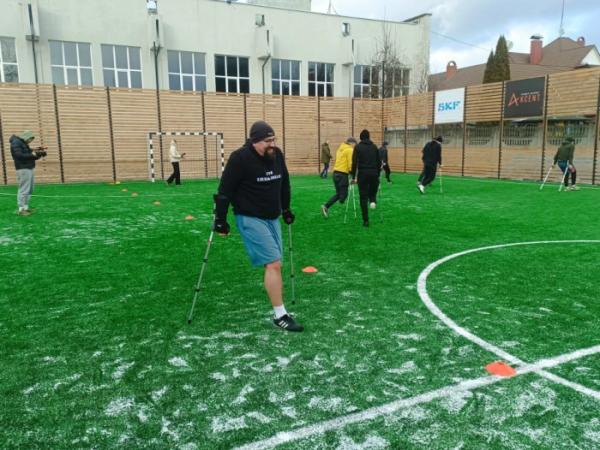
top-left (235, 215), bottom-right (283, 267)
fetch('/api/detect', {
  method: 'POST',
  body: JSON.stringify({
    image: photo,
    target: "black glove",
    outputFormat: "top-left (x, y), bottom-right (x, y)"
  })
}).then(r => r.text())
top-left (213, 218), bottom-right (230, 235)
top-left (36, 151), bottom-right (47, 158)
top-left (282, 209), bottom-right (295, 225)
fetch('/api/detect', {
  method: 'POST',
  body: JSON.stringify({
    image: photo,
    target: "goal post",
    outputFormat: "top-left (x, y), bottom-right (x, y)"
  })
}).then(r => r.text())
top-left (147, 131), bottom-right (225, 182)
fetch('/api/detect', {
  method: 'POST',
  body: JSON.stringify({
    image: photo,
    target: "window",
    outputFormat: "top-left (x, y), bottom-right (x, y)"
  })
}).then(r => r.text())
top-left (0, 37), bottom-right (19, 83)
top-left (214, 55), bottom-right (249, 93)
top-left (168, 50), bottom-right (206, 91)
top-left (389, 67), bottom-right (410, 97)
top-left (101, 44), bottom-right (142, 88)
top-left (308, 62), bottom-right (334, 97)
top-left (271, 59), bottom-right (300, 96)
top-left (353, 65), bottom-right (379, 98)
top-left (49, 41), bottom-right (92, 86)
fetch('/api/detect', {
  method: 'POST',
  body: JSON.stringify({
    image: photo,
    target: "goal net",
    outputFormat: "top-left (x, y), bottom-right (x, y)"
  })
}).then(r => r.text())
top-left (147, 131), bottom-right (224, 182)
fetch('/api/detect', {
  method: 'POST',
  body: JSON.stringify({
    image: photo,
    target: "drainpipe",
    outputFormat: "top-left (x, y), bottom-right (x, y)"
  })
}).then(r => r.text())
top-left (261, 30), bottom-right (271, 94)
top-left (27, 3), bottom-right (39, 83)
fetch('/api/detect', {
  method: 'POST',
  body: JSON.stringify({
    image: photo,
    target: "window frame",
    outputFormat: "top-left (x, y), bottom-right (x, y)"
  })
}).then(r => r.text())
top-left (353, 64), bottom-right (379, 98)
top-left (49, 40), bottom-right (93, 86)
top-left (214, 54), bottom-right (250, 94)
top-left (167, 50), bottom-right (207, 92)
top-left (308, 61), bottom-right (334, 97)
top-left (101, 44), bottom-right (143, 89)
top-left (0, 36), bottom-right (19, 83)
top-left (271, 59), bottom-right (300, 96)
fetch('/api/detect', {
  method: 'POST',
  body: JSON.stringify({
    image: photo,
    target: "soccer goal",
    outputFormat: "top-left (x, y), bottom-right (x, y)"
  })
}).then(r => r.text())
top-left (147, 131), bottom-right (224, 182)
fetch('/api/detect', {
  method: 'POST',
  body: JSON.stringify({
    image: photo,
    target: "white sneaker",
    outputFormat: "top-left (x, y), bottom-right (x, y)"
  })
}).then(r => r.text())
top-left (417, 184), bottom-right (425, 194)
top-left (369, 202), bottom-right (376, 210)
top-left (320, 204), bottom-right (328, 218)
top-left (570, 185), bottom-right (580, 191)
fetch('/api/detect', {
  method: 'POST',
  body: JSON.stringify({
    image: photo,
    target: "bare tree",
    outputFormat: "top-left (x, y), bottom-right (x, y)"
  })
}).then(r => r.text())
top-left (368, 21), bottom-right (429, 97)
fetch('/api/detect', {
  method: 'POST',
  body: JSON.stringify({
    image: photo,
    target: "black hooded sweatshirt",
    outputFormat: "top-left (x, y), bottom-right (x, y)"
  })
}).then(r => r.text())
top-left (217, 140), bottom-right (290, 220)
top-left (351, 138), bottom-right (381, 178)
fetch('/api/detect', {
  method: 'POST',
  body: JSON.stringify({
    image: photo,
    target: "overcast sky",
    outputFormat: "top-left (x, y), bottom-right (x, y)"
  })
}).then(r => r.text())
top-left (311, 0), bottom-right (600, 74)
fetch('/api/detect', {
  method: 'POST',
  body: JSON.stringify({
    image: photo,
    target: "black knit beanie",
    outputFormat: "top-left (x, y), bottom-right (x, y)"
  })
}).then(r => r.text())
top-left (250, 121), bottom-right (275, 143)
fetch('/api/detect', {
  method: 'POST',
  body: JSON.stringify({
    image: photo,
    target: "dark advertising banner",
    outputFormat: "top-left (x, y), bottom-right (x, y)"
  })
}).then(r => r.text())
top-left (504, 77), bottom-right (545, 118)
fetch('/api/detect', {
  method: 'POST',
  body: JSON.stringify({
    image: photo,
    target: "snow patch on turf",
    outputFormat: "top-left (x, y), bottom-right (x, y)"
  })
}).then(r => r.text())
top-left (336, 434), bottom-right (389, 449)
top-left (210, 372), bottom-right (227, 381)
top-left (169, 357), bottom-right (189, 368)
top-left (513, 382), bottom-right (557, 417)
top-left (393, 333), bottom-right (423, 341)
top-left (308, 396), bottom-right (346, 412)
top-left (161, 417), bottom-right (180, 441)
top-left (269, 391), bottom-right (296, 403)
top-left (211, 412), bottom-right (272, 433)
top-left (23, 383), bottom-right (41, 395)
top-left (112, 362), bottom-right (134, 380)
top-left (232, 384), bottom-right (254, 405)
top-left (386, 361), bottom-right (417, 375)
top-left (42, 356), bottom-right (66, 364)
top-left (105, 397), bottom-right (135, 416)
top-left (440, 391), bottom-right (472, 414)
top-left (152, 386), bottom-right (168, 402)
top-left (584, 418), bottom-right (600, 442)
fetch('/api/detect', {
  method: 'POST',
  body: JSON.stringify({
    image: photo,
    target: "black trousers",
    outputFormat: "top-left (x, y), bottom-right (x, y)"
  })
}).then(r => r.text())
top-left (357, 172), bottom-right (379, 223)
top-left (418, 163), bottom-right (437, 187)
top-left (381, 163), bottom-right (391, 181)
top-left (324, 171), bottom-right (349, 208)
top-left (167, 162), bottom-right (181, 185)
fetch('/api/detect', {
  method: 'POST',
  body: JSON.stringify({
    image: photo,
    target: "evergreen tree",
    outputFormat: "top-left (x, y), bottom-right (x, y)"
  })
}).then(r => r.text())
top-left (482, 51), bottom-right (495, 84)
top-left (494, 35), bottom-right (511, 81)
top-left (482, 36), bottom-right (511, 84)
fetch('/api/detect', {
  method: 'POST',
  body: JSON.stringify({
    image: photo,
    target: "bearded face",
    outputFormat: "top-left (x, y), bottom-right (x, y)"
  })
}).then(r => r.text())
top-left (254, 137), bottom-right (277, 160)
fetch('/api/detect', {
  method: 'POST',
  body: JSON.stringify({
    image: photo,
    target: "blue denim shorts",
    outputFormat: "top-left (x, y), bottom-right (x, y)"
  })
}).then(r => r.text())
top-left (235, 215), bottom-right (283, 267)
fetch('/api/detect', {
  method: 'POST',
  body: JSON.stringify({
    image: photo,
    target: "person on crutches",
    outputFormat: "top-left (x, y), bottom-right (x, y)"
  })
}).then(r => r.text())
top-left (212, 121), bottom-right (303, 332)
top-left (320, 137), bottom-right (356, 218)
top-left (553, 137), bottom-right (579, 192)
top-left (417, 136), bottom-right (443, 194)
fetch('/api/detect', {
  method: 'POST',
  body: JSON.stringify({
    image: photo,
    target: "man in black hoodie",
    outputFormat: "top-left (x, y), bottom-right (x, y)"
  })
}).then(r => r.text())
top-left (351, 129), bottom-right (381, 227)
top-left (213, 121), bottom-right (303, 332)
top-left (417, 136), bottom-right (443, 194)
top-left (10, 130), bottom-right (47, 216)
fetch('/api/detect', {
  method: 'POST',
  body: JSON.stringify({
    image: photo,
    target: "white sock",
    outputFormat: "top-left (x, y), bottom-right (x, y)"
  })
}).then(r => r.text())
top-left (19, 206), bottom-right (25, 211)
top-left (273, 305), bottom-right (287, 319)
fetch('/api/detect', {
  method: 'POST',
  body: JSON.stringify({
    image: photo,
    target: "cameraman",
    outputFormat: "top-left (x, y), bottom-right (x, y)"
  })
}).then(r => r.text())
top-left (9, 130), bottom-right (47, 216)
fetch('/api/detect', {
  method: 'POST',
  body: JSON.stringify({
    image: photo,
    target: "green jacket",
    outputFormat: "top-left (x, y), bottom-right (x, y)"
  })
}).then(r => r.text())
top-left (321, 143), bottom-right (332, 164)
top-left (554, 142), bottom-right (574, 165)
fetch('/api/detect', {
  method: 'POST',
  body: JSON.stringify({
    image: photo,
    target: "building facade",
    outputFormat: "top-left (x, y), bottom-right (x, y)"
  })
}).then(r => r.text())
top-left (0, 0), bottom-right (430, 98)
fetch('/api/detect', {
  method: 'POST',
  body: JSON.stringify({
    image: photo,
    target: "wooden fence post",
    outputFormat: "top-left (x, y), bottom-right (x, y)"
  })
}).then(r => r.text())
top-left (540, 75), bottom-right (550, 180)
top-left (106, 87), bottom-right (117, 182)
top-left (592, 76), bottom-right (600, 185)
top-left (0, 111), bottom-right (6, 185)
top-left (52, 84), bottom-right (65, 183)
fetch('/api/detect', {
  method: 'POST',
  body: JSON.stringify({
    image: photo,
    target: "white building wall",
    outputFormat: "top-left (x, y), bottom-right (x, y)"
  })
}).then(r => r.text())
top-left (1, 0), bottom-right (430, 97)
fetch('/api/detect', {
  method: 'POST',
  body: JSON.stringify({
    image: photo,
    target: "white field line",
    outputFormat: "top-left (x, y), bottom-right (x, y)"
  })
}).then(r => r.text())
top-left (234, 343), bottom-right (600, 450)
top-left (417, 240), bottom-right (600, 401)
top-left (0, 192), bottom-right (201, 199)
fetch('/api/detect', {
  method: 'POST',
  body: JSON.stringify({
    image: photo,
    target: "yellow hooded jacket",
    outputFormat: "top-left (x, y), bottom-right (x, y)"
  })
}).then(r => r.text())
top-left (332, 142), bottom-right (354, 174)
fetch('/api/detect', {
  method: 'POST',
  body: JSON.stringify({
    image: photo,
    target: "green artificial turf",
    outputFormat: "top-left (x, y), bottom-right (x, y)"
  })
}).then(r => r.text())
top-left (0, 174), bottom-right (599, 449)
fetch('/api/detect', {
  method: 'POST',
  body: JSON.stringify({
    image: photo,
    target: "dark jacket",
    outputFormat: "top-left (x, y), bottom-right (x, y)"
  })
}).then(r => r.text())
top-left (10, 135), bottom-right (41, 170)
top-left (320, 143), bottom-right (332, 164)
top-left (422, 140), bottom-right (442, 165)
top-left (217, 140), bottom-right (291, 220)
top-left (378, 145), bottom-right (388, 164)
top-left (554, 141), bottom-right (575, 165)
top-left (351, 139), bottom-right (381, 178)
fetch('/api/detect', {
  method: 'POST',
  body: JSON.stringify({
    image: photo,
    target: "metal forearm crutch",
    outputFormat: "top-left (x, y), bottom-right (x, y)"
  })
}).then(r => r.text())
top-left (558, 165), bottom-right (570, 192)
top-left (287, 224), bottom-right (296, 304)
top-left (540, 164), bottom-right (553, 191)
top-left (351, 182), bottom-right (357, 219)
top-left (187, 209), bottom-right (216, 324)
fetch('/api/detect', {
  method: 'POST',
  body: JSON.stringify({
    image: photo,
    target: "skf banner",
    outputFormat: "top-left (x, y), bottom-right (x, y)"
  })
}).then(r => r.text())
top-left (434, 88), bottom-right (465, 124)
top-left (504, 77), bottom-right (545, 118)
